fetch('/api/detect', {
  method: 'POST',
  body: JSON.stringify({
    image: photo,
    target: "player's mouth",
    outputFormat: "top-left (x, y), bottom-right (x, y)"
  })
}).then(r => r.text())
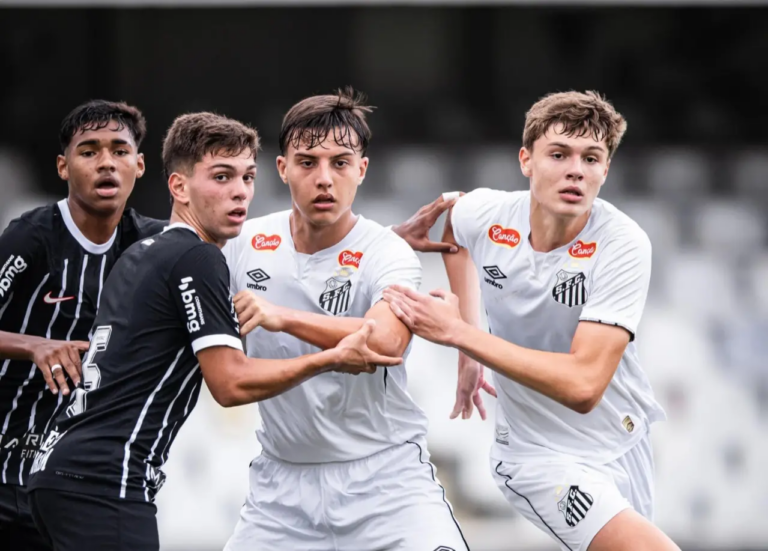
top-left (558, 186), bottom-right (584, 203)
top-left (227, 207), bottom-right (247, 224)
top-left (94, 177), bottom-right (120, 198)
top-left (312, 193), bottom-right (336, 211)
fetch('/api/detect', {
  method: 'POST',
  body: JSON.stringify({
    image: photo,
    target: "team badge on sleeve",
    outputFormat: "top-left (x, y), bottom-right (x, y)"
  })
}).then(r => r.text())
top-left (319, 277), bottom-right (352, 315)
top-left (558, 485), bottom-right (594, 527)
top-left (552, 270), bottom-right (587, 307)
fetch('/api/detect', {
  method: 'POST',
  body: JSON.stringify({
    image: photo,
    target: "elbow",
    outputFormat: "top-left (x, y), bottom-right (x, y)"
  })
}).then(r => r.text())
top-left (564, 384), bottom-right (604, 415)
top-left (209, 385), bottom-right (241, 408)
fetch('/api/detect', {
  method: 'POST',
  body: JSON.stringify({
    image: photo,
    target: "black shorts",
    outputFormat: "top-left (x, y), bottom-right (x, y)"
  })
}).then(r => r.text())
top-left (28, 488), bottom-right (159, 551)
top-left (0, 483), bottom-right (51, 551)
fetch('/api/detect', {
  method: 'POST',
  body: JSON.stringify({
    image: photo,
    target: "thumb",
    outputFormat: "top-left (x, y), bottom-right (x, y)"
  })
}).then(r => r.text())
top-left (419, 241), bottom-right (459, 254)
top-left (429, 288), bottom-right (449, 300)
top-left (357, 319), bottom-right (377, 340)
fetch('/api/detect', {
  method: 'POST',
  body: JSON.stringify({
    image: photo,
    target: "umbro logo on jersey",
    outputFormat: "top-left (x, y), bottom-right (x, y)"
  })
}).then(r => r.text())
top-left (483, 265), bottom-right (506, 289)
top-left (319, 277), bottom-right (352, 316)
top-left (0, 254), bottom-right (27, 299)
top-left (251, 233), bottom-right (281, 251)
top-left (338, 250), bottom-right (363, 269)
top-left (558, 485), bottom-right (593, 527)
top-left (569, 240), bottom-right (597, 259)
top-left (488, 224), bottom-right (521, 248)
top-left (247, 268), bottom-right (270, 291)
top-left (43, 292), bottom-right (75, 304)
top-left (552, 270), bottom-right (587, 307)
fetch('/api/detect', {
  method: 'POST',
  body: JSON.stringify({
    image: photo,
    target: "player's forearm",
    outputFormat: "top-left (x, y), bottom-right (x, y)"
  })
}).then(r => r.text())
top-left (443, 248), bottom-right (481, 327)
top-left (448, 323), bottom-right (599, 413)
top-left (225, 349), bottom-right (339, 406)
top-left (0, 331), bottom-right (44, 361)
top-left (279, 309), bottom-right (405, 357)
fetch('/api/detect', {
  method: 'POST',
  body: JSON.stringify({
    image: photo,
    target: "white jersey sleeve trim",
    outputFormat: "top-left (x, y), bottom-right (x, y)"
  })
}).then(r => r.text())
top-left (191, 334), bottom-right (243, 354)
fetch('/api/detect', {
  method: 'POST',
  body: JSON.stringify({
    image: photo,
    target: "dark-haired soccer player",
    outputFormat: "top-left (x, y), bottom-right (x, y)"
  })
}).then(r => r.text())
top-left (0, 100), bottom-right (165, 550)
top-left (224, 88), bottom-right (469, 551)
top-left (27, 111), bottom-right (400, 551)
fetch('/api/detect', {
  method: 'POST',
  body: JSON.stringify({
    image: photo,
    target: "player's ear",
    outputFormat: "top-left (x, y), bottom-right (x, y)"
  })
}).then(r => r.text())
top-left (276, 156), bottom-right (288, 185)
top-left (136, 153), bottom-right (146, 179)
top-left (519, 147), bottom-right (533, 178)
top-left (358, 156), bottom-right (369, 185)
top-left (168, 173), bottom-right (189, 205)
top-left (57, 154), bottom-right (68, 181)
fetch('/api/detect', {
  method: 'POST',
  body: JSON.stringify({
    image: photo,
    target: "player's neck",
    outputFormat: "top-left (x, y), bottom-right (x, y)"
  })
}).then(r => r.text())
top-left (168, 209), bottom-right (224, 248)
top-left (66, 196), bottom-right (123, 245)
top-left (289, 208), bottom-right (358, 255)
top-left (528, 203), bottom-right (590, 253)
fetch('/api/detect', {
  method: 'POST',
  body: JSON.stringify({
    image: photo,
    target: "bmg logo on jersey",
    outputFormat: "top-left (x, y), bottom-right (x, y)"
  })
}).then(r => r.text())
top-left (178, 277), bottom-right (205, 332)
top-left (0, 254), bottom-right (28, 298)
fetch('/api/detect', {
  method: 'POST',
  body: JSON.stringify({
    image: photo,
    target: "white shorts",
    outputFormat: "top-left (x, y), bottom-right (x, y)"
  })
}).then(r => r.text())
top-left (225, 438), bottom-right (469, 551)
top-left (491, 434), bottom-right (654, 551)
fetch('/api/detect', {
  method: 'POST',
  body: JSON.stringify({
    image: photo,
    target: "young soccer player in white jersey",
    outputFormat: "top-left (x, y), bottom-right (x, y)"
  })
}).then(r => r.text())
top-left (222, 88), bottom-right (468, 551)
top-left (384, 91), bottom-right (680, 551)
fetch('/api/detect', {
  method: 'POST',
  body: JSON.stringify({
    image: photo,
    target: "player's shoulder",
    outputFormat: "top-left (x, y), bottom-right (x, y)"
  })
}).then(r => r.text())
top-left (120, 208), bottom-right (167, 240)
top-left (455, 188), bottom-right (528, 220)
top-left (591, 198), bottom-right (651, 251)
top-left (4, 203), bottom-right (58, 235)
top-left (357, 215), bottom-right (416, 258)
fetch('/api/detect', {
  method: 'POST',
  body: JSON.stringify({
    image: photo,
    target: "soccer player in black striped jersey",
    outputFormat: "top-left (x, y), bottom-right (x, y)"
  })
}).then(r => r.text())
top-left (26, 112), bottom-right (401, 551)
top-left (0, 100), bottom-right (165, 550)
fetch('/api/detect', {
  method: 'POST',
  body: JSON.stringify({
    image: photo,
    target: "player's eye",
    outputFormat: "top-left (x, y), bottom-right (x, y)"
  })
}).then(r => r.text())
top-left (214, 173), bottom-right (229, 182)
top-left (551, 152), bottom-right (564, 160)
top-left (585, 156), bottom-right (598, 164)
top-left (299, 161), bottom-right (314, 168)
top-left (115, 150), bottom-right (129, 156)
top-left (335, 160), bottom-right (349, 168)
top-left (243, 174), bottom-right (255, 183)
top-left (81, 151), bottom-right (96, 157)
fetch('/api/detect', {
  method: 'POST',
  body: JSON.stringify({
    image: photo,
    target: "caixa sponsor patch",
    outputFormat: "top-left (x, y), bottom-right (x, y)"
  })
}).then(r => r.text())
top-left (0, 255), bottom-right (28, 298)
top-left (178, 277), bottom-right (205, 332)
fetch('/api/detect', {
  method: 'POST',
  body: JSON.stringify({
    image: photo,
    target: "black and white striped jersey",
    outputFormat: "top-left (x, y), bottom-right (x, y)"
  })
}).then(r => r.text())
top-left (27, 224), bottom-right (242, 503)
top-left (0, 199), bottom-right (165, 486)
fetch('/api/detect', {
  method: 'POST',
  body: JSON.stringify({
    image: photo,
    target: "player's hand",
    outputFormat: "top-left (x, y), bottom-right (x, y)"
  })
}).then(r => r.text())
top-left (451, 352), bottom-right (497, 421)
top-left (332, 320), bottom-right (403, 375)
top-left (233, 291), bottom-right (285, 335)
top-left (32, 339), bottom-right (89, 396)
top-left (391, 194), bottom-right (461, 253)
top-left (382, 285), bottom-right (463, 346)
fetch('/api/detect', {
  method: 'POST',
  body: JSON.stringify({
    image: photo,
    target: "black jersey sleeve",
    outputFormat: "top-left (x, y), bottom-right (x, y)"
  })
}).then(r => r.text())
top-left (0, 219), bottom-right (45, 311)
top-left (169, 243), bottom-right (243, 355)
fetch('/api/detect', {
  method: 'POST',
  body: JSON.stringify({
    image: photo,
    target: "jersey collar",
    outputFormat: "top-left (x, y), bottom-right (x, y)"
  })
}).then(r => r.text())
top-left (57, 199), bottom-right (118, 255)
top-left (162, 222), bottom-right (202, 239)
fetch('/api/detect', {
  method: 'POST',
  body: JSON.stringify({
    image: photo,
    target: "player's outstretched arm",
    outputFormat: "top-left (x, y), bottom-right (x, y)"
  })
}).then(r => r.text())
top-left (234, 291), bottom-right (411, 358)
top-left (441, 201), bottom-right (496, 420)
top-left (383, 285), bottom-right (630, 414)
top-left (390, 194), bottom-right (460, 253)
top-left (197, 320), bottom-right (402, 407)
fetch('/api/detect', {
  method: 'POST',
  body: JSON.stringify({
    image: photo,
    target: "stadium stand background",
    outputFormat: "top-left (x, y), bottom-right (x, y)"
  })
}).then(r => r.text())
top-left (0, 4), bottom-right (766, 550)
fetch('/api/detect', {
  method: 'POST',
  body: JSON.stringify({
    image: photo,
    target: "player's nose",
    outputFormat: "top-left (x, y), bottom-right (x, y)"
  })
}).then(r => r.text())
top-left (314, 160), bottom-right (333, 188)
top-left (97, 149), bottom-right (117, 171)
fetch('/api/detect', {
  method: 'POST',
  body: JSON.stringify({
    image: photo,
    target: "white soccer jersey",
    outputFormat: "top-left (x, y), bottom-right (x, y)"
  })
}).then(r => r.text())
top-left (452, 189), bottom-right (666, 465)
top-left (223, 211), bottom-right (429, 463)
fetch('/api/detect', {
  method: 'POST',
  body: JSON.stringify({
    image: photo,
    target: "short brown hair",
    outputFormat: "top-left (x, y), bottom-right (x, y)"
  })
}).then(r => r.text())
top-left (522, 91), bottom-right (627, 158)
top-left (162, 112), bottom-right (260, 179)
top-left (279, 86), bottom-right (374, 155)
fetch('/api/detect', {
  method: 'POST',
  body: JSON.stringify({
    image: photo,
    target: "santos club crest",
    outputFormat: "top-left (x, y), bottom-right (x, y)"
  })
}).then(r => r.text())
top-left (319, 277), bottom-right (352, 315)
top-left (558, 485), bottom-right (594, 527)
top-left (552, 270), bottom-right (587, 307)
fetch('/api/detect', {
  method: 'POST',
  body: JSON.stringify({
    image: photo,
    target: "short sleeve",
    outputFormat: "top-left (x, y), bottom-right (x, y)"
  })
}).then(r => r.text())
top-left (579, 230), bottom-right (652, 340)
top-left (450, 188), bottom-right (502, 249)
top-left (0, 219), bottom-right (45, 311)
top-left (220, 238), bottom-right (241, 293)
top-left (368, 237), bottom-right (422, 307)
top-left (169, 244), bottom-right (243, 354)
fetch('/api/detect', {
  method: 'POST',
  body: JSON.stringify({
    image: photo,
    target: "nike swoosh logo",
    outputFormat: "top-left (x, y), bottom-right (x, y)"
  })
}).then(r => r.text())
top-left (43, 292), bottom-right (75, 304)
